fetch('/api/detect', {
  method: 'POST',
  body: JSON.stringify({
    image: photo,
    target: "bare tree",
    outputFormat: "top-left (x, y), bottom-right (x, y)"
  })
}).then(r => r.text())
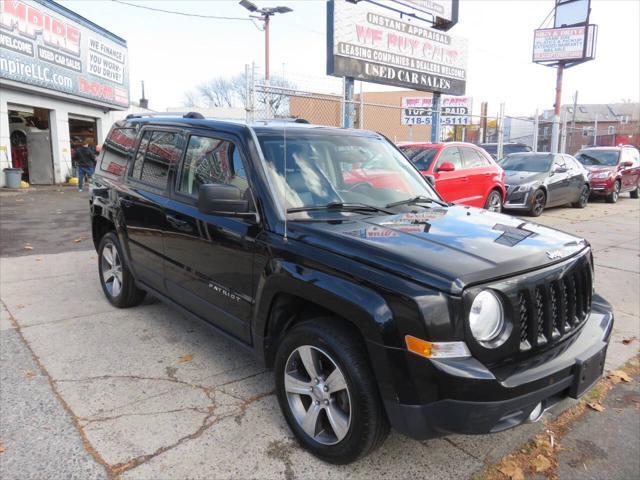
top-left (197, 77), bottom-right (235, 107)
top-left (182, 90), bottom-right (199, 108)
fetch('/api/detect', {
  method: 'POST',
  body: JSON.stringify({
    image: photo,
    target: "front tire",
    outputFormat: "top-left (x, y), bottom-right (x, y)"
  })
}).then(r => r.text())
top-left (98, 232), bottom-right (145, 308)
top-left (274, 318), bottom-right (389, 464)
top-left (529, 189), bottom-right (546, 217)
top-left (606, 181), bottom-right (620, 203)
top-left (572, 185), bottom-right (590, 208)
top-left (484, 190), bottom-right (503, 212)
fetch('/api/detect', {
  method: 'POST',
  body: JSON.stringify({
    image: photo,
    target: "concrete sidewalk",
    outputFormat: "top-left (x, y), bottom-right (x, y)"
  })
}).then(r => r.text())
top-left (0, 192), bottom-right (638, 479)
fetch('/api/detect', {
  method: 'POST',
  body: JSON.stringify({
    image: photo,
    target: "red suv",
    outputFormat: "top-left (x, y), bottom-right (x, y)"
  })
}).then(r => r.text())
top-left (399, 142), bottom-right (505, 211)
top-left (574, 146), bottom-right (640, 203)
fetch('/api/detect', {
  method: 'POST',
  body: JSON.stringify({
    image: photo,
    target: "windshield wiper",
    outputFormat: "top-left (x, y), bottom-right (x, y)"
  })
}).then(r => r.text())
top-left (385, 195), bottom-right (448, 208)
top-left (287, 202), bottom-right (393, 215)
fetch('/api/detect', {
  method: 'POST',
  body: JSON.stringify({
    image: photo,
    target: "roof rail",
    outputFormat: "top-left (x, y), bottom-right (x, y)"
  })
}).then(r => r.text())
top-left (125, 111), bottom-right (205, 120)
top-left (257, 117), bottom-right (310, 124)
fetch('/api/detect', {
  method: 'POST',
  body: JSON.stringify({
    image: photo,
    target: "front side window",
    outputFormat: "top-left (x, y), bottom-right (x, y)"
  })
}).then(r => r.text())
top-left (256, 131), bottom-right (436, 212)
top-left (437, 147), bottom-right (463, 169)
top-left (400, 146), bottom-right (438, 171)
top-left (178, 135), bottom-right (250, 199)
top-left (130, 130), bottom-right (182, 190)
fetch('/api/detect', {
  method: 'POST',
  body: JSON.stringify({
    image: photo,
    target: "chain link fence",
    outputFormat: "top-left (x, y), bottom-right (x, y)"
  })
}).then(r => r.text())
top-left (248, 82), bottom-right (638, 156)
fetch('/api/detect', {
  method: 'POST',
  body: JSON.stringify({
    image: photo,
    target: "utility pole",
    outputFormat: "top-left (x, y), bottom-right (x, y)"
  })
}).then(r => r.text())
top-left (343, 77), bottom-right (354, 128)
top-left (593, 113), bottom-right (598, 146)
top-left (568, 91), bottom-right (578, 154)
top-left (239, 0), bottom-right (292, 118)
top-left (533, 108), bottom-right (539, 152)
top-left (550, 62), bottom-right (564, 153)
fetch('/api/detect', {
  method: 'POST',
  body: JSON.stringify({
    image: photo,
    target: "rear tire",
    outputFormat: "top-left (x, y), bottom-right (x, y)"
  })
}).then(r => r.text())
top-left (529, 189), bottom-right (546, 217)
top-left (630, 185), bottom-right (639, 199)
top-left (606, 181), bottom-right (620, 203)
top-left (572, 185), bottom-right (590, 208)
top-left (98, 232), bottom-right (145, 308)
top-left (484, 190), bottom-right (503, 213)
top-left (274, 318), bottom-right (389, 464)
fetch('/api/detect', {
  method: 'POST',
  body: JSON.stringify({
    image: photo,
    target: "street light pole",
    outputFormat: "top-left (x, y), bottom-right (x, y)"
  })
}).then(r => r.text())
top-left (264, 13), bottom-right (270, 82)
top-left (550, 61), bottom-right (564, 154)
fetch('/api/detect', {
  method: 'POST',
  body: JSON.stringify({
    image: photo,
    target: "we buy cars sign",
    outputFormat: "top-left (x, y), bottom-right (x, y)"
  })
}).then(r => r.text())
top-left (401, 95), bottom-right (471, 125)
top-left (327, 0), bottom-right (468, 95)
top-left (0, 0), bottom-right (129, 108)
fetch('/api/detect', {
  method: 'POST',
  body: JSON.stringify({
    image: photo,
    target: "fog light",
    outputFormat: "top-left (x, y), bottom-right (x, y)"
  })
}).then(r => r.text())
top-left (528, 402), bottom-right (543, 422)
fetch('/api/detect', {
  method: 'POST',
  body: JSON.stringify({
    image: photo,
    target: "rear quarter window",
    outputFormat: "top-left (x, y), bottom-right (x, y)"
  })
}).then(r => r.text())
top-left (99, 128), bottom-right (137, 177)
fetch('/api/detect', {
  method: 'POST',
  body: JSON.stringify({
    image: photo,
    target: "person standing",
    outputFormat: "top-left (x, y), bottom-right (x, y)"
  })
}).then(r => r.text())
top-left (76, 142), bottom-right (96, 192)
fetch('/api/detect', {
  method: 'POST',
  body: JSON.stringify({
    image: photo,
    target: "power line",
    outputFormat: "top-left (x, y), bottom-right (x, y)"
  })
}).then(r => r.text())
top-left (111, 0), bottom-right (262, 29)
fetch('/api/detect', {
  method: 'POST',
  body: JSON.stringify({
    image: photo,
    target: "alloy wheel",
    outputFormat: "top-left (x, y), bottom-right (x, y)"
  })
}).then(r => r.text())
top-left (101, 242), bottom-right (123, 297)
top-left (613, 182), bottom-right (620, 202)
top-left (580, 186), bottom-right (589, 207)
top-left (533, 191), bottom-right (545, 215)
top-left (487, 192), bottom-right (502, 212)
top-left (284, 345), bottom-right (351, 445)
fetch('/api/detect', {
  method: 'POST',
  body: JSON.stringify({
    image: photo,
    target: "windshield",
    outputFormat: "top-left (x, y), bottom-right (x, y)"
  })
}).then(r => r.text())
top-left (575, 150), bottom-right (619, 166)
top-left (257, 131), bottom-right (437, 214)
top-left (499, 154), bottom-right (553, 172)
top-left (399, 146), bottom-right (438, 171)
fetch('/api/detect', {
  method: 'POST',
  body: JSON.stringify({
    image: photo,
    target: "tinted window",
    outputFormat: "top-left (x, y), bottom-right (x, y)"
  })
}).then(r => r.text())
top-left (437, 147), bottom-right (462, 169)
top-left (503, 144), bottom-right (532, 155)
top-left (100, 128), bottom-right (136, 176)
top-left (130, 130), bottom-right (182, 190)
top-left (499, 154), bottom-right (554, 172)
top-left (461, 147), bottom-right (488, 168)
top-left (400, 146), bottom-right (438, 170)
top-left (575, 149), bottom-right (620, 166)
top-left (179, 135), bottom-right (250, 200)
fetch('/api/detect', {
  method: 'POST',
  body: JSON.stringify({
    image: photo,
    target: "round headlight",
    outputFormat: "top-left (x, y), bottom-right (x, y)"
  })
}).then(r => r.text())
top-left (469, 290), bottom-right (504, 342)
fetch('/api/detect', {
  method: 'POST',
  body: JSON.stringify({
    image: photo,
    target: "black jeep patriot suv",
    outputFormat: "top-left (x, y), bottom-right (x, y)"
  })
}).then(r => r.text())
top-left (90, 114), bottom-right (613, 464)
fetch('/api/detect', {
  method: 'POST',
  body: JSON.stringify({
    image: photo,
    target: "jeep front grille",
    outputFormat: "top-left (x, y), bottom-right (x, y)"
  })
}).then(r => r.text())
top-left (517, 259), bottom-right (592, 352)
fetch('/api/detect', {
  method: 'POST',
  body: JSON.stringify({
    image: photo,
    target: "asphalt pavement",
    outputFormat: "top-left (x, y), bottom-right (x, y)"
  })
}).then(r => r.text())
top-left (0, 188), bottom-right (638, 479)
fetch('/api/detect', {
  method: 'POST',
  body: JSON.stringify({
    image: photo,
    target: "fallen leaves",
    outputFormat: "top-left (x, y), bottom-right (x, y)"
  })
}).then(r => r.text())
top-left (73, 236), bottom-right (87, 243)
top-left (25, 369), bottom-right (35, 379)
top-left (587, 402), bottom-right (605, 412)
top-left (23, 243), bottom-right (33, 250)
top-left (608, 370), bottom-right (632, 383)
top-left (498, 461), bottom-right (524, 480)
top-left (622, 336), bottom-right (636, 345)
top-left (35, 257), bottom-right (43, 262)
top-left (0, 442), bottom-right (4, 454)
top-left (178, 354), bottom-right (193, 363)
top-left (532, 454), bottom-right (552, 472)
top-left (15, 304), bottom-right (25, 309)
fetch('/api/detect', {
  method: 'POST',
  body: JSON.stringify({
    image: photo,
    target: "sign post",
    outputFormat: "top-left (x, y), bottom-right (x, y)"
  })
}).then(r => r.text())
top-left (343, 77), bottom-right (355, 128)
top-left (533, 0), bottom-right (597, 153)
top-left (431, 93), bottom-right (441, 142)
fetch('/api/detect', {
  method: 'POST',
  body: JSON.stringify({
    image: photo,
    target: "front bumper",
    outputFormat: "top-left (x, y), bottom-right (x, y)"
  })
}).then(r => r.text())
top-left (503, 188), bottom-right (533, 210)
top-left (589, 181), bottom-right (614, 196)
top-left (383, 295), bottom-right (613, 440)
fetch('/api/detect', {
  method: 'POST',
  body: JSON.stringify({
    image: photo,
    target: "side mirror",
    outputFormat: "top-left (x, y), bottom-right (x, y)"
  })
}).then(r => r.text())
top-left (551, 166), bottom-right (567, 175)
top-left (438, 162), bottom-right (456, 172)
top-left (621, 160), bottom-right (633, 168)
top-left (424, 174), bottom-right (436, 186)
top-left (197, 184), bottom-right (249, 215)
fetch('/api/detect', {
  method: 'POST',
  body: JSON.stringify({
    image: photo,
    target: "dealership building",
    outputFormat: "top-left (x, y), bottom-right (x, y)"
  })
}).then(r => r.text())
top-left (0, 0), bottom-right (129, 186)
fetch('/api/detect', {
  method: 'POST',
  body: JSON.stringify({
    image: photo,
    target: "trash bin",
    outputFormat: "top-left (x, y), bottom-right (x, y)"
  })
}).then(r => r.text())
top-left (3, 168), bottom-right (23, 189)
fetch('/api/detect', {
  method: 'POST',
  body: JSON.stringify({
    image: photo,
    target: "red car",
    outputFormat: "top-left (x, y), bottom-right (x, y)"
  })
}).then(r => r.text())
top-left (399, 142), bottom-right (506, 211)
top-left (574, 146), bottom-right (640, 203)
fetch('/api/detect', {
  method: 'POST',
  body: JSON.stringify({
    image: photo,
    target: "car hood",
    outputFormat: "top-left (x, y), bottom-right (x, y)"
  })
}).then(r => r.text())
top-left (585, 165), bottom-right (616, 173)
top-left (504, 170), bottom-right (547, 185)
top-left (289, 205), bottom-right (588, 295)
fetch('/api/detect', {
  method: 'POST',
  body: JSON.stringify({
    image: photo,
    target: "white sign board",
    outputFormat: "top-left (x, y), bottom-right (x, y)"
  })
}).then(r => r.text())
top-left (401, 96), bottom-right (472, 125)
top-left (327, 0), bottom-right (468, 95)
top-left (532, 27), bottom-right (586, 62)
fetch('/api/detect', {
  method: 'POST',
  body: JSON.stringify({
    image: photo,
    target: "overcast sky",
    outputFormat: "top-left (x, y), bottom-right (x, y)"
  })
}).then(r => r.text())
top-left (59, 0), bottom-right (640, 116)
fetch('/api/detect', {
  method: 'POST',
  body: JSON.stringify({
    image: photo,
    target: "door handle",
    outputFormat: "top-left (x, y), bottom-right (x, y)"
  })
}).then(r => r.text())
top-left (166, 214), bottom-right (189, 228)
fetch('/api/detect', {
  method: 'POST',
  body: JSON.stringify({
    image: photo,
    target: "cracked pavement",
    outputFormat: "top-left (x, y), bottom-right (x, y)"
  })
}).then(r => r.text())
top-left (0, 189), bottom-right (638, 479)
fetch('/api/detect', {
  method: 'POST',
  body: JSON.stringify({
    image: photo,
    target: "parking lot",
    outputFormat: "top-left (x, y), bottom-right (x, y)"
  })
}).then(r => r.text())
top-left (1, 188), bottom-right (639, 479)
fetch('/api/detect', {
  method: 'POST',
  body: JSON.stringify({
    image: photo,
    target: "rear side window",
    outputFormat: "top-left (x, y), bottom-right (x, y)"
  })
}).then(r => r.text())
top-left (461, 147), bottom-right (489, 168)
top-left (130, 130), bottom-right (182, 190)
top-left (100, 128), bottom-right (137, 176)
top-left (178, 135), bottom-right (250, 200)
